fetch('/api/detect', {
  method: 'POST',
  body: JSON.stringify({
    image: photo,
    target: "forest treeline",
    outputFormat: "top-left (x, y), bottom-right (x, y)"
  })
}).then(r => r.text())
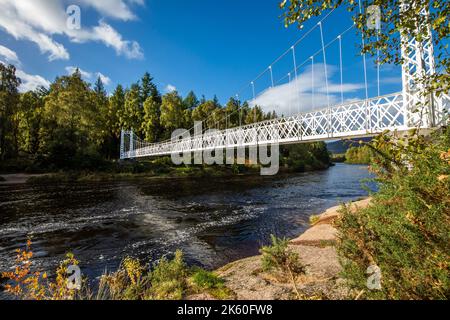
top-left (0, 63), bottom-right (329, 173)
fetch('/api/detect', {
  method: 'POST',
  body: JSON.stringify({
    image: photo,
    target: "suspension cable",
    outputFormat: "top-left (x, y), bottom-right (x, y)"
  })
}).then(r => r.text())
top-left (311, 56), bottom-right (315, 110)
top-left (318, 22), bottom-right (330, 108)
top-left (359, 0), bottom-right (369, 101)
top-left (376, 32), bottom-right (380, 96)
top-left (143, 12), bottom-right (355, 147)
top-left (338, 35), bottom-right (344, 104)
top-left (292, 46), bottom-right (301, 113)
top-left (269, 66), bottom-right (274, 88)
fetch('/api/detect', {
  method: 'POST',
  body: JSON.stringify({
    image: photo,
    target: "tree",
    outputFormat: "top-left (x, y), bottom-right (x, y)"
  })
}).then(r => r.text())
top-left (160, 91), bottom-right (185, 136)
top-left (0, 64), bottom-right (21, 160)
top-left (245, 106), bottom-right (265, 124)
top-left (183, 91), bottom-right (199, 110)
top-left (19, 90), bottom-right (44, 155)
top-left (103, 84), bottom-right (126, 158)
top-left (280, 0), bottom-right (449, 96)
top-left (109, 85), bottom-right (126, 138)
top-left (142, 96), bottom-right (162, 142)
top-left (192, 100), bottom-right (220, 129)
top-left (93, 76), bottom-right (109, 147)
top-left (41, 70), bottom-right (99, 167)
top-left (123, 83), bottom-right (143, 134)
top-left (141, 72), bottom-right (161, 104)
top-left (224, 97), bottom-right (242, 128)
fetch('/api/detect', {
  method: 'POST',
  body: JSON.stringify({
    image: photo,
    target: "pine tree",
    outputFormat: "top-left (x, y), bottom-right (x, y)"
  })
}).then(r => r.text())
top-left (141, 72), bottom-right (160, 104)
top-left (183, 91), bottom-right (199, 110)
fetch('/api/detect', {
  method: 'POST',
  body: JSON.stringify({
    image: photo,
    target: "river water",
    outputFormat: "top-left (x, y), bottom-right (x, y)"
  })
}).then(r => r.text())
top-left (0, 164), bottom-right (373, 283)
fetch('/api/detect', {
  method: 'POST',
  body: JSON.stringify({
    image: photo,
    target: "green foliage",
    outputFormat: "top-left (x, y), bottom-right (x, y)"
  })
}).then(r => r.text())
top-left (192, 100), bottom-right (220, 129)
top-left (309, 214), bottom-right (321, 225)
top-left (260, 235), bottom-right (305, 276)
top-left (331, 154), bottom-right (346, 163)
top-left (0, 63), bottom-right (21, 160)
top-left (280, 0), bottom-right (450, 96)
top-left (191, 269), bottom-right (224, 289)
top-left (190, 268), bottom-right (233, 299)
top-left (281, 142), bottom-right (331, 171)
top-left (146, 250), bottom-right (187, 300)
top-left (336, 128), bottom-right (450, 299)
top-left (1, 64), bottom-right (331, 174)
top-left (183, 91), bottom-right (199, 110)
top-left (160, 91), bottom-right (187, 135)
top-left (345, 146), bottom-right (374, 164)
top-left (142, 96), bottom-right (162, 142)
top-left (245, 105), bottom-right (265, 124)
top-left (18, 91), bottom-right (44, 155)
top-left (123, 83), bottom-right (143, 133)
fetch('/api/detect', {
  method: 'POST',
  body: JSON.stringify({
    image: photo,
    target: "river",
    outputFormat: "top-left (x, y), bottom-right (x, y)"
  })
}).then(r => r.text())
top-left (0, 164), bottom-right (374, 285)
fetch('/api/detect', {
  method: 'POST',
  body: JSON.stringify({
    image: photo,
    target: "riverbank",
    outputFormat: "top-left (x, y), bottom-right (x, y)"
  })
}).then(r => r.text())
top-left (0, 173), bottom-right (48, 185)
top-left (214, 198), bottom-right (372, 300)
top-left (1, 163), bottom-right (333, 185)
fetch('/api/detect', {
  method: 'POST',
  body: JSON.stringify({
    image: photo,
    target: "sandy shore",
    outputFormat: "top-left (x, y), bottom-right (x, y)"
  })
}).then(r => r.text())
top-left (212, 198), bottom-right (372, 300)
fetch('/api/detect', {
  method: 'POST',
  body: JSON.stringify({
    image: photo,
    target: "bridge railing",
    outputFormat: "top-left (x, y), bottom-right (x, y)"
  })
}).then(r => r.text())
top-left (122, 92), bottom-right (415, 159)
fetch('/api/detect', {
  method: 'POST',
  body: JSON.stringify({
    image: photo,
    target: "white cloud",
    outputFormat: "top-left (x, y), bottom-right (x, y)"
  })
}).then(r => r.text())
top-left (0, 44), bottom-right (20, 65)
top-left (381, 76), bottom-right (402, 84)
top-left (250, 64), bottom-right (364, 116)
top-left (16, 69), bottom-right (51, 92)
top-left (0, 47), bottom-right (50, 92)
top-left (65, 66), bottom-right (111, 86)
top-left (165, 84), bottom-right (177, 93)
top-left (65, 66), bottom-right (92, 79)
top-left (0, 0), bottom-right (144, 61)
top-left (96, 72), bottom-right (111, 86)
top-left (84, 21), bottom-right (143, 59)
top-left (78, 0), bottom-right (144, 21)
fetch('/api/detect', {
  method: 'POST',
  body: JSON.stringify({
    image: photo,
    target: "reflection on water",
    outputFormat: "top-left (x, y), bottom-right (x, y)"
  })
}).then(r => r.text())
top-left (0, 164), bottom-right (374, 282)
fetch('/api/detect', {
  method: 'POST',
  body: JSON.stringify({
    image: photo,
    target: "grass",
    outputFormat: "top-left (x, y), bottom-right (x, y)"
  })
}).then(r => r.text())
top-left (190, 268), bottom-right (234, 299)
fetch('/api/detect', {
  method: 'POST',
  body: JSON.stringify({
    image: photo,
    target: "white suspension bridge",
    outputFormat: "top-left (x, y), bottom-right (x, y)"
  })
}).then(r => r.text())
top-left (120, 6), bottom-right (449, 160)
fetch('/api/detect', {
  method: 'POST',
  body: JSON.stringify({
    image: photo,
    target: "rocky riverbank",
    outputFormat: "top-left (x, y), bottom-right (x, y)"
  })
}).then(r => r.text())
top-left (214, 198), bottom-right (372, 300)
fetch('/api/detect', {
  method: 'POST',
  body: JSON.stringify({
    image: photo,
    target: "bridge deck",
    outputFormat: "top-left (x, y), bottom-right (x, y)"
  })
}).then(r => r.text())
top-left (121, 92), bottom-right (449, 159)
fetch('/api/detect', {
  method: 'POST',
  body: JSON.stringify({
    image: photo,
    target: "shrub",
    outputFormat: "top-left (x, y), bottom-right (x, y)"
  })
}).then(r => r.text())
top-left (260, 235), bottom-right (305, 298)
top-left (146, 250), bottom-right (188, 300)
top-left (336, 128), bottom-right (450, 299)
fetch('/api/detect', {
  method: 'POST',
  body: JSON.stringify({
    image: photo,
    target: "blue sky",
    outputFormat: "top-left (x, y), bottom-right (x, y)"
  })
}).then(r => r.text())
top-left (0, 0), bottom-right (402, 114)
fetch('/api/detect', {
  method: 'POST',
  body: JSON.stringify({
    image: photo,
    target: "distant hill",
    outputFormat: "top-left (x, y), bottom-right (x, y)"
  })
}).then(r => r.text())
top-left (327, 137), bottom-right (372, 154)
